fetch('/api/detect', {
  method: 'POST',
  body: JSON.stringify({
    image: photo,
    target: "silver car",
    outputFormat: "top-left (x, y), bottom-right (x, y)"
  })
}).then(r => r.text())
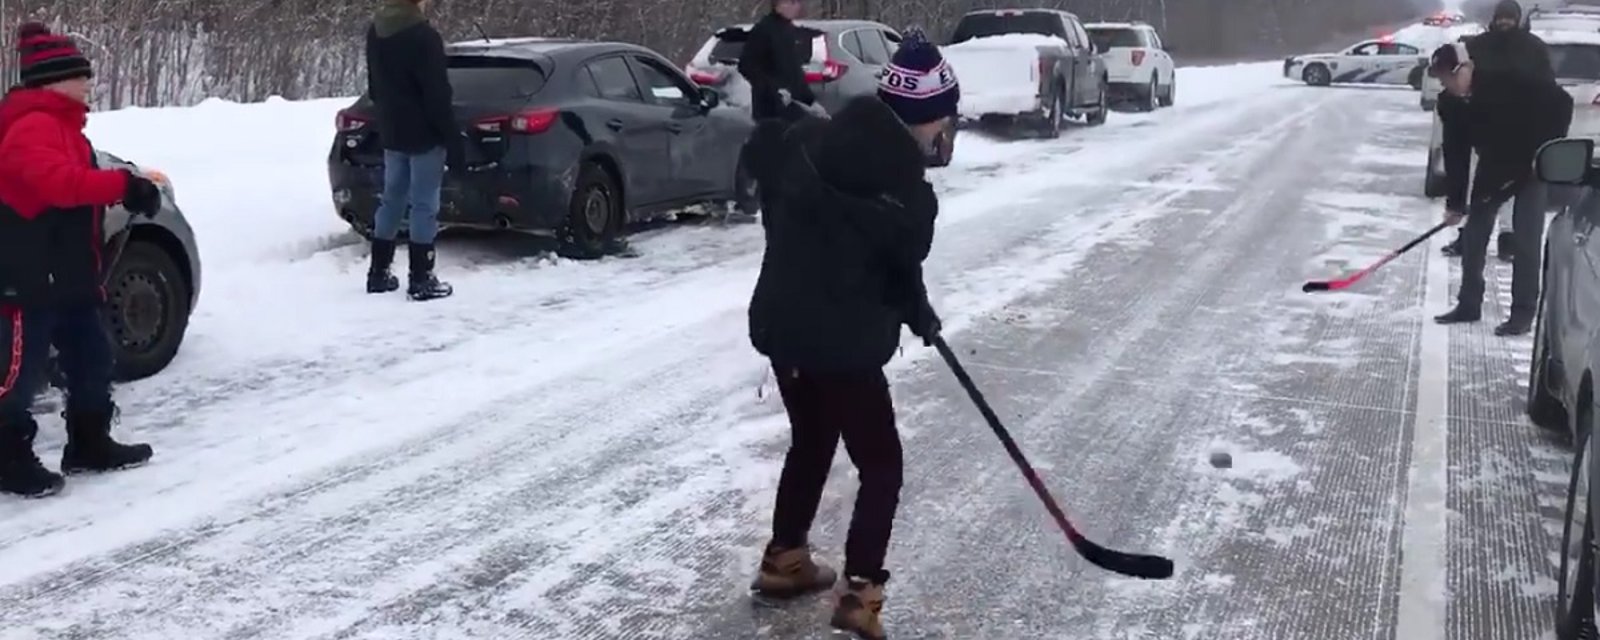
top-left (684, 19), bottom-right (957, 166)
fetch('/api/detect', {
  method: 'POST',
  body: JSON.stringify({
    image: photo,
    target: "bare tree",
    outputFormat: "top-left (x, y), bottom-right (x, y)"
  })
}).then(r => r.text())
top-left (0, 0), bottom-right (1413, 109)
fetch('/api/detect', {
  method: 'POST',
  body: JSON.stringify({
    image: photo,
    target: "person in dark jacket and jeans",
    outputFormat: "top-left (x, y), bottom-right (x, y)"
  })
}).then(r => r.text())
top-left (1429, 39), bottom-right (1572, 336)
top-left (365, 0), bottom-right (459, 301)
top-left (0, 22), bottom-right (161, 498)
top-left (1441, 0), bottom-right (1552, 260)
top-left (743, 30), bottom-right (956, 640)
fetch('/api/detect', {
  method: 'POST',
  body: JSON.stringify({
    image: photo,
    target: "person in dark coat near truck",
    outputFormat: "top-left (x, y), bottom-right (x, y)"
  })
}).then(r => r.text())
top-left (364, 0), bottom-right (461, 301)
top-left (0, 22), bottom-right (162, 498)
top-left (1440, 0), bottom-right (1552, 260)
top-left (1429, 35), bottom-right (1572, 336)
top-left (742, 30), bottom-right (957, 640)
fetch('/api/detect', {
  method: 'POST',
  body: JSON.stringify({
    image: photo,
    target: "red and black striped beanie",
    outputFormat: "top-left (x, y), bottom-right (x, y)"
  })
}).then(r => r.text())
top-left (17, 22), bottom-right (91, 88)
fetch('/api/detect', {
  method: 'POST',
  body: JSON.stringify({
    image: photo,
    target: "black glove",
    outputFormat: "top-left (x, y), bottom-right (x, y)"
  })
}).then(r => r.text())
top-left (121, 172), bottom-right (161, 218)
top-left (906, 296), bottom-right (942, 347)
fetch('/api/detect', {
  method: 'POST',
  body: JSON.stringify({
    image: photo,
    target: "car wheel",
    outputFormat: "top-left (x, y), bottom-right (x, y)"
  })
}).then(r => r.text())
top-left (928, 125), bottom-right (956, 167)
top-left (104, 240), bottom-right (191, 382)
top-left (1557, 410), bottom-right (1599, 639)
top-left (1303, 63), bottom-right (1331, 87)
top-left (1529, 246), bottom-right (1571, 431)
top-left (1041, 88), bottom-right (1064, 139)
top-left (1139, 75), bottom-right (1159, 112)
top-left (1160, 76), bottom-right (1176, 107)
top-left (1424, 149), bottom-right (1448, 199)
top-left (732, 155), bottom-right (760, 215)
top-left (562, 162), bottom-right (622, 259)
top-left (1086, 80), bottom-right (1109, 126)
top-left (1408, 65), bottom-right (1425, 91)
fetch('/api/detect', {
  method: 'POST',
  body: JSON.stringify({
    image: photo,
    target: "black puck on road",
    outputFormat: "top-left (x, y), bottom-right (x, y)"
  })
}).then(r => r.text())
top-left (1209, 451), bottom-right (1233, 469)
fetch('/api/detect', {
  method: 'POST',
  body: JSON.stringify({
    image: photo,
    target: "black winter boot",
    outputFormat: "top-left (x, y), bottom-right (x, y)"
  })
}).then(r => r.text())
top-left (1495, 316), bottom-right (1533, 336)
top-left (367, 239), bottom-right (400, 294)
top-left (0, 418), bottom-right (63, 498)
top-left (1441, 235), bottom-right (1463, 257)
top-left (60, 405), bottom-right (153, 475)
top-left (406, 243), bottom-right (453, 301)
top-left (1433, 305), bottom-right (1482, 325)
top-left (1497, 230), bottom-right (1516, 263)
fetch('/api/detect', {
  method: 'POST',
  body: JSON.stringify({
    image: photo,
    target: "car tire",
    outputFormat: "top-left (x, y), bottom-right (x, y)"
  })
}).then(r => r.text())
top-left (928, 125), bottom-right (956, 167)
top-left (1530, 247), bottom-right (1571, 432)
top-left (1408, 65), bottom-right (1425, 91)
top-left (1424, 149), bottom-right (1448, 199)
top-left (1556, 410), bottom-right (1598, 639)
top-left (1159, 75), bottom-right (1176, 107)
top-left (1303, 63), bottom-right (1332, 87)
top-left (1086, 80), bottom-right (1109, 126)
top-left (1041, 87), bottom-right (1065, 139)
top-left (562, 162), bottom-right (622, 259)
top-left (1139, 75), bottom-right (1159, 112)
top-left (104, 239), bottom-right (192, 382)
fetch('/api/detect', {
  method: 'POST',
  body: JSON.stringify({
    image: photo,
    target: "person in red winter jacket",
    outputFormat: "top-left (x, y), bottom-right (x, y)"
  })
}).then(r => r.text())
top-left (0, 22), bottom-right (163, 498)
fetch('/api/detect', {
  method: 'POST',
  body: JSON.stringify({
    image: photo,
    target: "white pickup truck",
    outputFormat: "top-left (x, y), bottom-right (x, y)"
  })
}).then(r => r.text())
top-left (940, 8), bottom-right (1110, 138)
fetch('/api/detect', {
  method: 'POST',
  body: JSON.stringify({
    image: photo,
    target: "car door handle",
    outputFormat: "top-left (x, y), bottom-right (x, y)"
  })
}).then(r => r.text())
top-left (606, 119), bottom-right (625, 131)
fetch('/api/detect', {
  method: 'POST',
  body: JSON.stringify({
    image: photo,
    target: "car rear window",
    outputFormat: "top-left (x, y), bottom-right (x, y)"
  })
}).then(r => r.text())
top-left (1552, 44), bottom-right (1600, 81)
top-left (447, 56), bottom-right (547, 100)
top-left (950, 13), bottom-right (1067, 44)
top-left (709, 29), bottom-right (748, 64)
top-left (1087, 28), bottom-right (1143, 50)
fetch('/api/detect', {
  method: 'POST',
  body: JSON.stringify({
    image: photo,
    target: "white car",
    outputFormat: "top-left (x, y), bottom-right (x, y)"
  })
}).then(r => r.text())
top-left (1424, 29), bottom-right (1600, 199)
top-left (1283, 38), bottom-right (1429, 88)
top-left (1084, 21), bottom-right (1176, 111)
top-left (1527, 5), bottom-right (1600, 32)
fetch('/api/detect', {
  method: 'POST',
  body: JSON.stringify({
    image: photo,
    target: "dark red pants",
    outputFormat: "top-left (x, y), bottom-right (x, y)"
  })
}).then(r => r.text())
top-left (769, 365), bottom-right (903, 583)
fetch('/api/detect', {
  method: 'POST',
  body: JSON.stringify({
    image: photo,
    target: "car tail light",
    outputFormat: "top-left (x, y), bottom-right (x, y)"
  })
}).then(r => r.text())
top-left (803, 35), bottom-right (847, 83)
top-left (686, 65), bottom-right (725, 85)
top-left (335, 109), bottom-right (369, 132)
top-left (474, 108), bottom-right (559, 135)
top-left (1037, 58), bottom-right (1049, 82)
top-left (1130, 50), bottom-right (1146, 66)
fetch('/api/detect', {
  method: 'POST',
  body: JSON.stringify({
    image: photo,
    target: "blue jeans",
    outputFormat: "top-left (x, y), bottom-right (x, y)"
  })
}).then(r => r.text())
top-left (374, 147), bottom-right (446, 244)
top-left (0, 305), bottom-right (114, 432)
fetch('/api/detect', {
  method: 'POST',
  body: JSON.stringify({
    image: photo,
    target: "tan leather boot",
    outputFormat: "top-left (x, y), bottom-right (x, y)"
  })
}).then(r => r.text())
top-left (830, 578), bottom-right (886, 639)
top-left (750, 545), bottom-right (837, 598)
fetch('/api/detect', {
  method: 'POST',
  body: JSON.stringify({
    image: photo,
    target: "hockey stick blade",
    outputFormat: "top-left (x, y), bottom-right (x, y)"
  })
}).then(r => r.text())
top-left (932, 336), bottom-right (1176, 580)
top-left (1301, 221), bottom-right (1451, 294)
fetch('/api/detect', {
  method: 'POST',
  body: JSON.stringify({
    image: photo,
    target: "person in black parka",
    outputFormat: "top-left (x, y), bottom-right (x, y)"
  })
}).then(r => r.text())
top-left (364, 0), bottom-right (460, 301)
top-left (1440, 0), bottom-right (1553, 260)
top-left (738, 0), bottom-right (819, 122)
top-left (1429, 34), bottom-right (1572, 336)
top-left (743, 29), bottom-right (957, 640)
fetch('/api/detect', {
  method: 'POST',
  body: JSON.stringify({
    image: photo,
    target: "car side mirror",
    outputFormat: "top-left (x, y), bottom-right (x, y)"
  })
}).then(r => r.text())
top-left (699, 86), bottom-right (721, 111)
top-left (1536, 138), bottom-right (1594, 185)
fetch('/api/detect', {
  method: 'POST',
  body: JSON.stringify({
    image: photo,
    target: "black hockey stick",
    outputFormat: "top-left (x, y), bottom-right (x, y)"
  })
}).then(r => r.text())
top-left (931, 335), bottom-right (1176, 579)
top-left (1302, 221), bottom-right (1451, 293)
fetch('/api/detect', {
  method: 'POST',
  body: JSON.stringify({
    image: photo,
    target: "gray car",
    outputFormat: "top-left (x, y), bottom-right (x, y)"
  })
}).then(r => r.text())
top-left (1525, 137), bottom-right (1600, 639)
top-left (684, 19), bottom-right (958, 167)
top-left (51, 151), bottom-right (201, 384)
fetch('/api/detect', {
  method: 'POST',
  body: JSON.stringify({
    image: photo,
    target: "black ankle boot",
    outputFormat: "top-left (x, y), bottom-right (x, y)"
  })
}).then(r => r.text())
top-left (367, 239), bottom-right (399, 294)
top-left (0, 417), bottom-right (62, 498)
top-left (406, 243), bottom-right (453, 301)
top-left (1434, 306), bottom-right (1481, 325)
top-left (61, 404), bottom-right (153, 475)
top-left (1495, 316), bottom-right (1533, 336)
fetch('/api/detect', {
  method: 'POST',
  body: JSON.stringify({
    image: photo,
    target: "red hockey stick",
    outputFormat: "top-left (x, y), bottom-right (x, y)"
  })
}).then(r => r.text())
top-left (1302, 221), bottom-right (1452, 293)
top-left (932, 335), bottom-right (1175, 579)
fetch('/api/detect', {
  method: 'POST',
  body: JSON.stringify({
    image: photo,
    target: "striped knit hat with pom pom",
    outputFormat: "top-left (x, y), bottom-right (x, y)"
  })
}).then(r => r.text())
top-left (16, 22), bottom-right (92, 88)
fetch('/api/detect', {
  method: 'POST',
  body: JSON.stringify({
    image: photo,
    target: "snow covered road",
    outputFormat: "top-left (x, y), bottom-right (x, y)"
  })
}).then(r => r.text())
top-left (0, 64), bottom-right (1568, 639)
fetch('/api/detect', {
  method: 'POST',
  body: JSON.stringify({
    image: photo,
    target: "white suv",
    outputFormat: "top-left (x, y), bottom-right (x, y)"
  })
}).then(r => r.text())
top-left (1085, 22), bottom-right (1176, 111)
